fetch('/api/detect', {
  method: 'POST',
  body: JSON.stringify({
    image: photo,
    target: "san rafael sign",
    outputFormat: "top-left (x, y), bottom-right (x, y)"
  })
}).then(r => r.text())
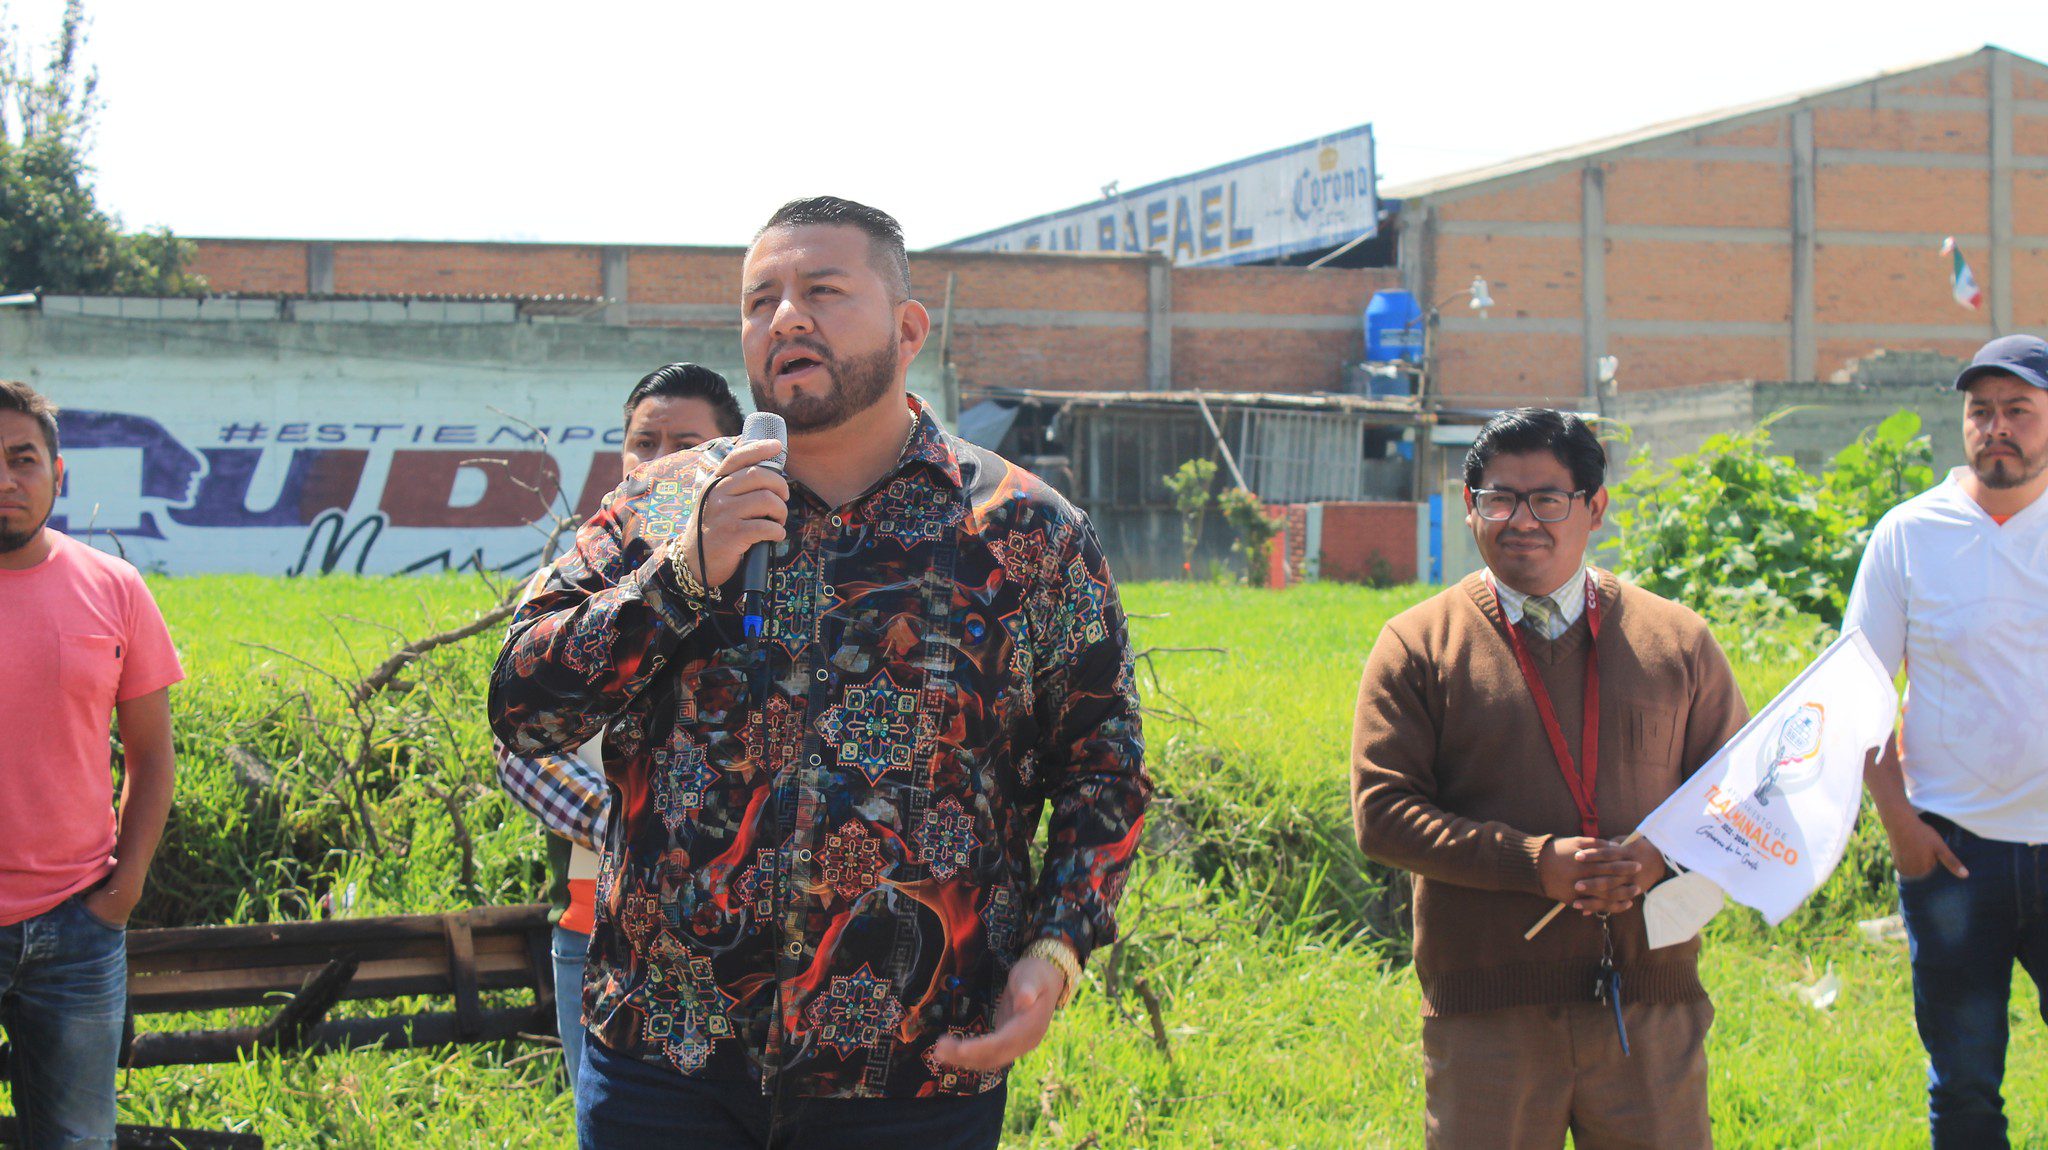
top-left (942, 124), bottom-right (1377, 267)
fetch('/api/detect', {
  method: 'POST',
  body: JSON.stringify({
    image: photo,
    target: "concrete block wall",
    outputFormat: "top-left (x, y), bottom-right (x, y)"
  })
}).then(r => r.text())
top-left (1606, 378), bottom-right (1967, 477)
top-left (1400, 47), bottom-right (2048, 407)
top-left (190, 239), bottom-right (1400, 396)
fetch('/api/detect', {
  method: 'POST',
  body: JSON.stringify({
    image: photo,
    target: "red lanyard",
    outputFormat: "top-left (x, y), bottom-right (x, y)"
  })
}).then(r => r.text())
top-left (1490, 572), bottom-right (1603, 838)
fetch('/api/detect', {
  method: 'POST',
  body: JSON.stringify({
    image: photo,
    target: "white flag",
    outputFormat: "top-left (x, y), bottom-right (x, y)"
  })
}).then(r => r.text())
top-left (1637, 629), bottom-right (1899, 926)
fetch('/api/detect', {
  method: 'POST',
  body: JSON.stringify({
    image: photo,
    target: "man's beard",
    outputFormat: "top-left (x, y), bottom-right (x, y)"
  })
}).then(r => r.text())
top-left (0, 504), bottom-right (52, 555)
top-left (1970, 441), bottom-right (2047, 490)
top-left (750, 339), bottom-right (899, 434)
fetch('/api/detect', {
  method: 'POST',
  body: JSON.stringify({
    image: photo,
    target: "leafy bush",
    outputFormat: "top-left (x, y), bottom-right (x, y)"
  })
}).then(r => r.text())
top-left (1161, 458), bottom-right (1217, 579)
top-left (1217, 488), bottom-right (1280, 587)
top-left (1603, 409), bottom-right (1933, 657)
top-left (0, 2), bottom-right (207, 295)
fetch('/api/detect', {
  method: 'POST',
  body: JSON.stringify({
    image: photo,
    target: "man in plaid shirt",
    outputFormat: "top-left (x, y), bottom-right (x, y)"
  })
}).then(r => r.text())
top-left (496, 363), bottom-right (743, 1096)
top-left (491, 197), bottom-right (1149, 1150)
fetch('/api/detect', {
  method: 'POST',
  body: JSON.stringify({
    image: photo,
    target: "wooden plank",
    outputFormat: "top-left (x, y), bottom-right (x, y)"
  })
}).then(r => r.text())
top-left (123, 905), bottom-right (547, 957)
top-left (524, 924), bottom-right (557, 1020)
top-left (443, 911), bottom-right (485, 1040)
top-left (123, 1006), bottom-right (552, 1068)
top-left (124, 905), bottom-right (549, 959)
top-left (128, 949), bottom-right (537, 1014)
top-left (127, 926), bottom-right (532, 978)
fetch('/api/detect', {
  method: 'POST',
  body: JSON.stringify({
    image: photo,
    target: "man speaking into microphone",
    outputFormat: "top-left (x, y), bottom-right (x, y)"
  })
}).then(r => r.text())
top-left (490, 196), bottom-right (1148, 1150)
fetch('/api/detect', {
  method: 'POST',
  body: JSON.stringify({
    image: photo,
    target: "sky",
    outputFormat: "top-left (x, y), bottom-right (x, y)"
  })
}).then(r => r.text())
top-left (13, 0), bottom-right (2048, 252)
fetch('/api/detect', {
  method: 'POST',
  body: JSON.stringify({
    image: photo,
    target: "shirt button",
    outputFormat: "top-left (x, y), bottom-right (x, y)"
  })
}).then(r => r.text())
top-left (830, 515), bottom-right (843, 528)
top-left (786, 941), bottom-right (803, 956)
top-left (809, 754), bottom-right (822, 766)
top-left (816, 668), bottom-right (829, 681)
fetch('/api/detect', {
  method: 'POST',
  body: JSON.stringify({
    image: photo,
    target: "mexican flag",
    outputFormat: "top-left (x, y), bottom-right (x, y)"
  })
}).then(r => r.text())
top-left (1942, 236), bottom-right (1984, 310)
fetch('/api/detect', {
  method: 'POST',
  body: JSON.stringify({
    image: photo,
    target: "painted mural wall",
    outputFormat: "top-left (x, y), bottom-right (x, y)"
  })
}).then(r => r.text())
top-left (4, 310), bottom-right (947, 576)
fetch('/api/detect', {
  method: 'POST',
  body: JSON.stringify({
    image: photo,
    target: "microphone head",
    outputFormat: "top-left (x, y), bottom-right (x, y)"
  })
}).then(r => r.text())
top-left (739, 410), bottom-right (788, 471)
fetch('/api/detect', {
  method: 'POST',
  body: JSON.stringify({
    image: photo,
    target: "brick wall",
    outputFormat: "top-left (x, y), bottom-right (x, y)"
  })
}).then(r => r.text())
top-left (1406, 49), bottom-right (2048, 405)
top-left (1263, 501), bottom-right (1420, 584)
top-left (332, 243), bottom-right (605, 296)
top-left (190, 240), bottom-right (307, 295)
top-left (1319, 502), bottom-right (1419, 583)
top-left (190, 239), bottom-right (1396, 396)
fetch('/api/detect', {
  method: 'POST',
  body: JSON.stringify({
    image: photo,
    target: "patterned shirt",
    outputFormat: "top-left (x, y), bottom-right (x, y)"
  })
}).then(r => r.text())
top-left (495, 571), bottom-right (611, 853)
top-left (489, 398), bottom-right (1148, 1099)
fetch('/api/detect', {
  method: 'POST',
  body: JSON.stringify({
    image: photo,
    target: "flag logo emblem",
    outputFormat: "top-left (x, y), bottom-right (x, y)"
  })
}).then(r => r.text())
top-left (1754, 702), bottom-right (1825, 805)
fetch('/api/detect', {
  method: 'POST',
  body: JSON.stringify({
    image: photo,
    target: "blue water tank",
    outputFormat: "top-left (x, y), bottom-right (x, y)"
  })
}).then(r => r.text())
top-left (1365, 289), bottom-right (1424, 363)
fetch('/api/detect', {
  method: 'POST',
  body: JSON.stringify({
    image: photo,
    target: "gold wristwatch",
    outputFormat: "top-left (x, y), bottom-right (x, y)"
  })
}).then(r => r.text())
top-left (1023, 937), bottom-right (1083, 1010)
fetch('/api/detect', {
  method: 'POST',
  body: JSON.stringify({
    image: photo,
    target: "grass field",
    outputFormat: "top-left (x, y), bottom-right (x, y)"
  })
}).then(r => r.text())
top-left (6, 575), bottom-right (2041, 1148)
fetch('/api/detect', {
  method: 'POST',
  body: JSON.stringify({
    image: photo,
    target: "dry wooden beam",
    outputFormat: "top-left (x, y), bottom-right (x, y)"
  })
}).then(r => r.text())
top-left (123, 1006), bottom-right (552, 1069)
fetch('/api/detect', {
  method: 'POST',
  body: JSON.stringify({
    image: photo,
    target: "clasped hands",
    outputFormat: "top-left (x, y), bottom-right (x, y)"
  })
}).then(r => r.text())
top-left (1537, 835), bottom-right (1665, 916)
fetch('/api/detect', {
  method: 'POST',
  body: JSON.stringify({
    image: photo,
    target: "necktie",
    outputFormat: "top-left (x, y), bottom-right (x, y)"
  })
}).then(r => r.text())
top-left (1521, 594), bottom-right (1560, 639)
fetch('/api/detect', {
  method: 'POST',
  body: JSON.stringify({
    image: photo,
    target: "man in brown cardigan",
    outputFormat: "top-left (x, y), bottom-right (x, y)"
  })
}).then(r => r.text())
top-left (1353, 408), bottom-right (1747, 1150)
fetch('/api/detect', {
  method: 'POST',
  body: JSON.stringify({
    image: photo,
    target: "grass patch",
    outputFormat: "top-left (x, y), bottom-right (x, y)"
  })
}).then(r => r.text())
top-left (0, 576), bottom-right (2022, 1147)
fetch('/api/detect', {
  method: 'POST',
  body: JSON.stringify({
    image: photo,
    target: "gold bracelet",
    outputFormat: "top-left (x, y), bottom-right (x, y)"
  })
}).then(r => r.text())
top-left (667, 530), bottom-right (719, 604)
top-left (1023, 937), bottom-right (1082, 1010)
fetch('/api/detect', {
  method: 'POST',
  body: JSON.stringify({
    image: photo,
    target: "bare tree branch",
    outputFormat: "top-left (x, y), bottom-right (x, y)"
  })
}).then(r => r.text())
top-left (347, 599), bottom-right (518, 706)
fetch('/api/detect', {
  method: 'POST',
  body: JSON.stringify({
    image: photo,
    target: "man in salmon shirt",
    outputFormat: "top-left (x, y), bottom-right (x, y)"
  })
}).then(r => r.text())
top-left (0, 379), bottom-right (182, 1150)
top-left (495, 363), bottom-right (744, 1096)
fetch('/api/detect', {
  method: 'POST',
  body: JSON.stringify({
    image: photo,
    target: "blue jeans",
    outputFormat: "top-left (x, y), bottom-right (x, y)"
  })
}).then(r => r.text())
top-left (0, 894), bottom-right (128, 1150)
top-left (576, 1037), bottom-right (1006, 1150)
top-left (1898, 814), bottom-right (2048, 1150)
top-left (553, 925), bottom-right (590, 1097)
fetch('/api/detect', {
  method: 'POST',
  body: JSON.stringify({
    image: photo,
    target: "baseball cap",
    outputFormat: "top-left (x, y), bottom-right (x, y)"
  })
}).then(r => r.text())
top-left (1954, 334), bottom-right (2048, 392)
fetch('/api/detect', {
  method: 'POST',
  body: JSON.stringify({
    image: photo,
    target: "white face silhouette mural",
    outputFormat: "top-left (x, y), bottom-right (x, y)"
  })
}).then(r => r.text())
top-left (50, 405), bottom-right (639, 575)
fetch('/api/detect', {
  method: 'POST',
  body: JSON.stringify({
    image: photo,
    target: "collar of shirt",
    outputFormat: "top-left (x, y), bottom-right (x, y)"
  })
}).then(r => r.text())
top-left (894, 394), bottom-right (965, 491)
top-left (1489, 565), bottom-right (1589, 639)
top-left (782, 393), bottom-right (966, 514)
top-left (783, 395), bottom-right (965, 518)
top-left (1938, 465), bottom-right (2048, 529)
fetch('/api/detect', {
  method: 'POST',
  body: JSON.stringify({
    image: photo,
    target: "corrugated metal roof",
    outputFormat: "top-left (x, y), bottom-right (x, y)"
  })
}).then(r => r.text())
top-left (213, 290), bottom-right (609, 307)
top-left (977, 386), bottom-right (1424, 418)
top-left (1382, 47), bottom-right (2002, 202)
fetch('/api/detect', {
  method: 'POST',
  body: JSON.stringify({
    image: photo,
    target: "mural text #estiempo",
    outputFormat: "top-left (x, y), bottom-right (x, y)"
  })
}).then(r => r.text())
top-left (54, 408), bottom-right (627, 576)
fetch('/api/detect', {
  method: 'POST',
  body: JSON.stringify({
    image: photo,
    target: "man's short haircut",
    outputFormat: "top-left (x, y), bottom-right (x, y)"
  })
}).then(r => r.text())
top-left (1462, 407), bottom-right (1607, 493)
top-left (624, 363), bottom-right (745, 437)
top-left (756, 196), bottom-right (914, 302)
top-left (0, 379), bottom-right (59, 456)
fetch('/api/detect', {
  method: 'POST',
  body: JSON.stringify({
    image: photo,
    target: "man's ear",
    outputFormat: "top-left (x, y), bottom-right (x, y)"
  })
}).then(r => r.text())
top-left (53, 453), bottom-right (65, 496)
top-left (895, 299), bottom-right (932, 370)
top-left (1587, 486), bottom-right (1609, 531)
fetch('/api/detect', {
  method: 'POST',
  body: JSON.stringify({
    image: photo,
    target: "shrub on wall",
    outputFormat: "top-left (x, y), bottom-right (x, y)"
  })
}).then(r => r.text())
top-left (1603, 409), bottom-right (1933, 656)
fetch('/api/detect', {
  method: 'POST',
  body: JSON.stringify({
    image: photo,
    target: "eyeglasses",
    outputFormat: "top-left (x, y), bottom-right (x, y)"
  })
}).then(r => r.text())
top-left (1470, 487), bottom-right (1586, 523)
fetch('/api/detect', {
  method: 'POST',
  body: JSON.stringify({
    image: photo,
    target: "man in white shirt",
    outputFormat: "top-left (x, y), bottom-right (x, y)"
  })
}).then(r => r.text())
top-left (1845, 334), bottom-right (2048, 1150)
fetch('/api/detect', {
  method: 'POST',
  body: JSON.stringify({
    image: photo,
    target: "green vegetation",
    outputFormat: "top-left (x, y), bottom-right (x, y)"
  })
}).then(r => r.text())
top-left (0, 1), bottom-right (204, 295)
top-left (1163, 458), bottom-right (1218, 578)
top-left (1, 573), bottom-right (2021, 1147)
top-left (1217, 487), bottom-right (1281, 588)
top-left (1603, 410), bottom-right (1933, 659)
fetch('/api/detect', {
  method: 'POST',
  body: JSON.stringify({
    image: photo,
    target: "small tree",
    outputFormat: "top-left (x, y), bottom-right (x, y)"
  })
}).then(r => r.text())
top-left (1219, 487), bottom-right (1280, 587)
top-left (0, 2), bottom-right (204, 295)
top-left (1162, 458), bottom-right (1217, 579)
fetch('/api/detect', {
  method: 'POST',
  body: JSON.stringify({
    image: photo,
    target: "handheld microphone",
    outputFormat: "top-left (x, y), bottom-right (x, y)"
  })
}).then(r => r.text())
top-left (736, 411), bottom-right (788, 639)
